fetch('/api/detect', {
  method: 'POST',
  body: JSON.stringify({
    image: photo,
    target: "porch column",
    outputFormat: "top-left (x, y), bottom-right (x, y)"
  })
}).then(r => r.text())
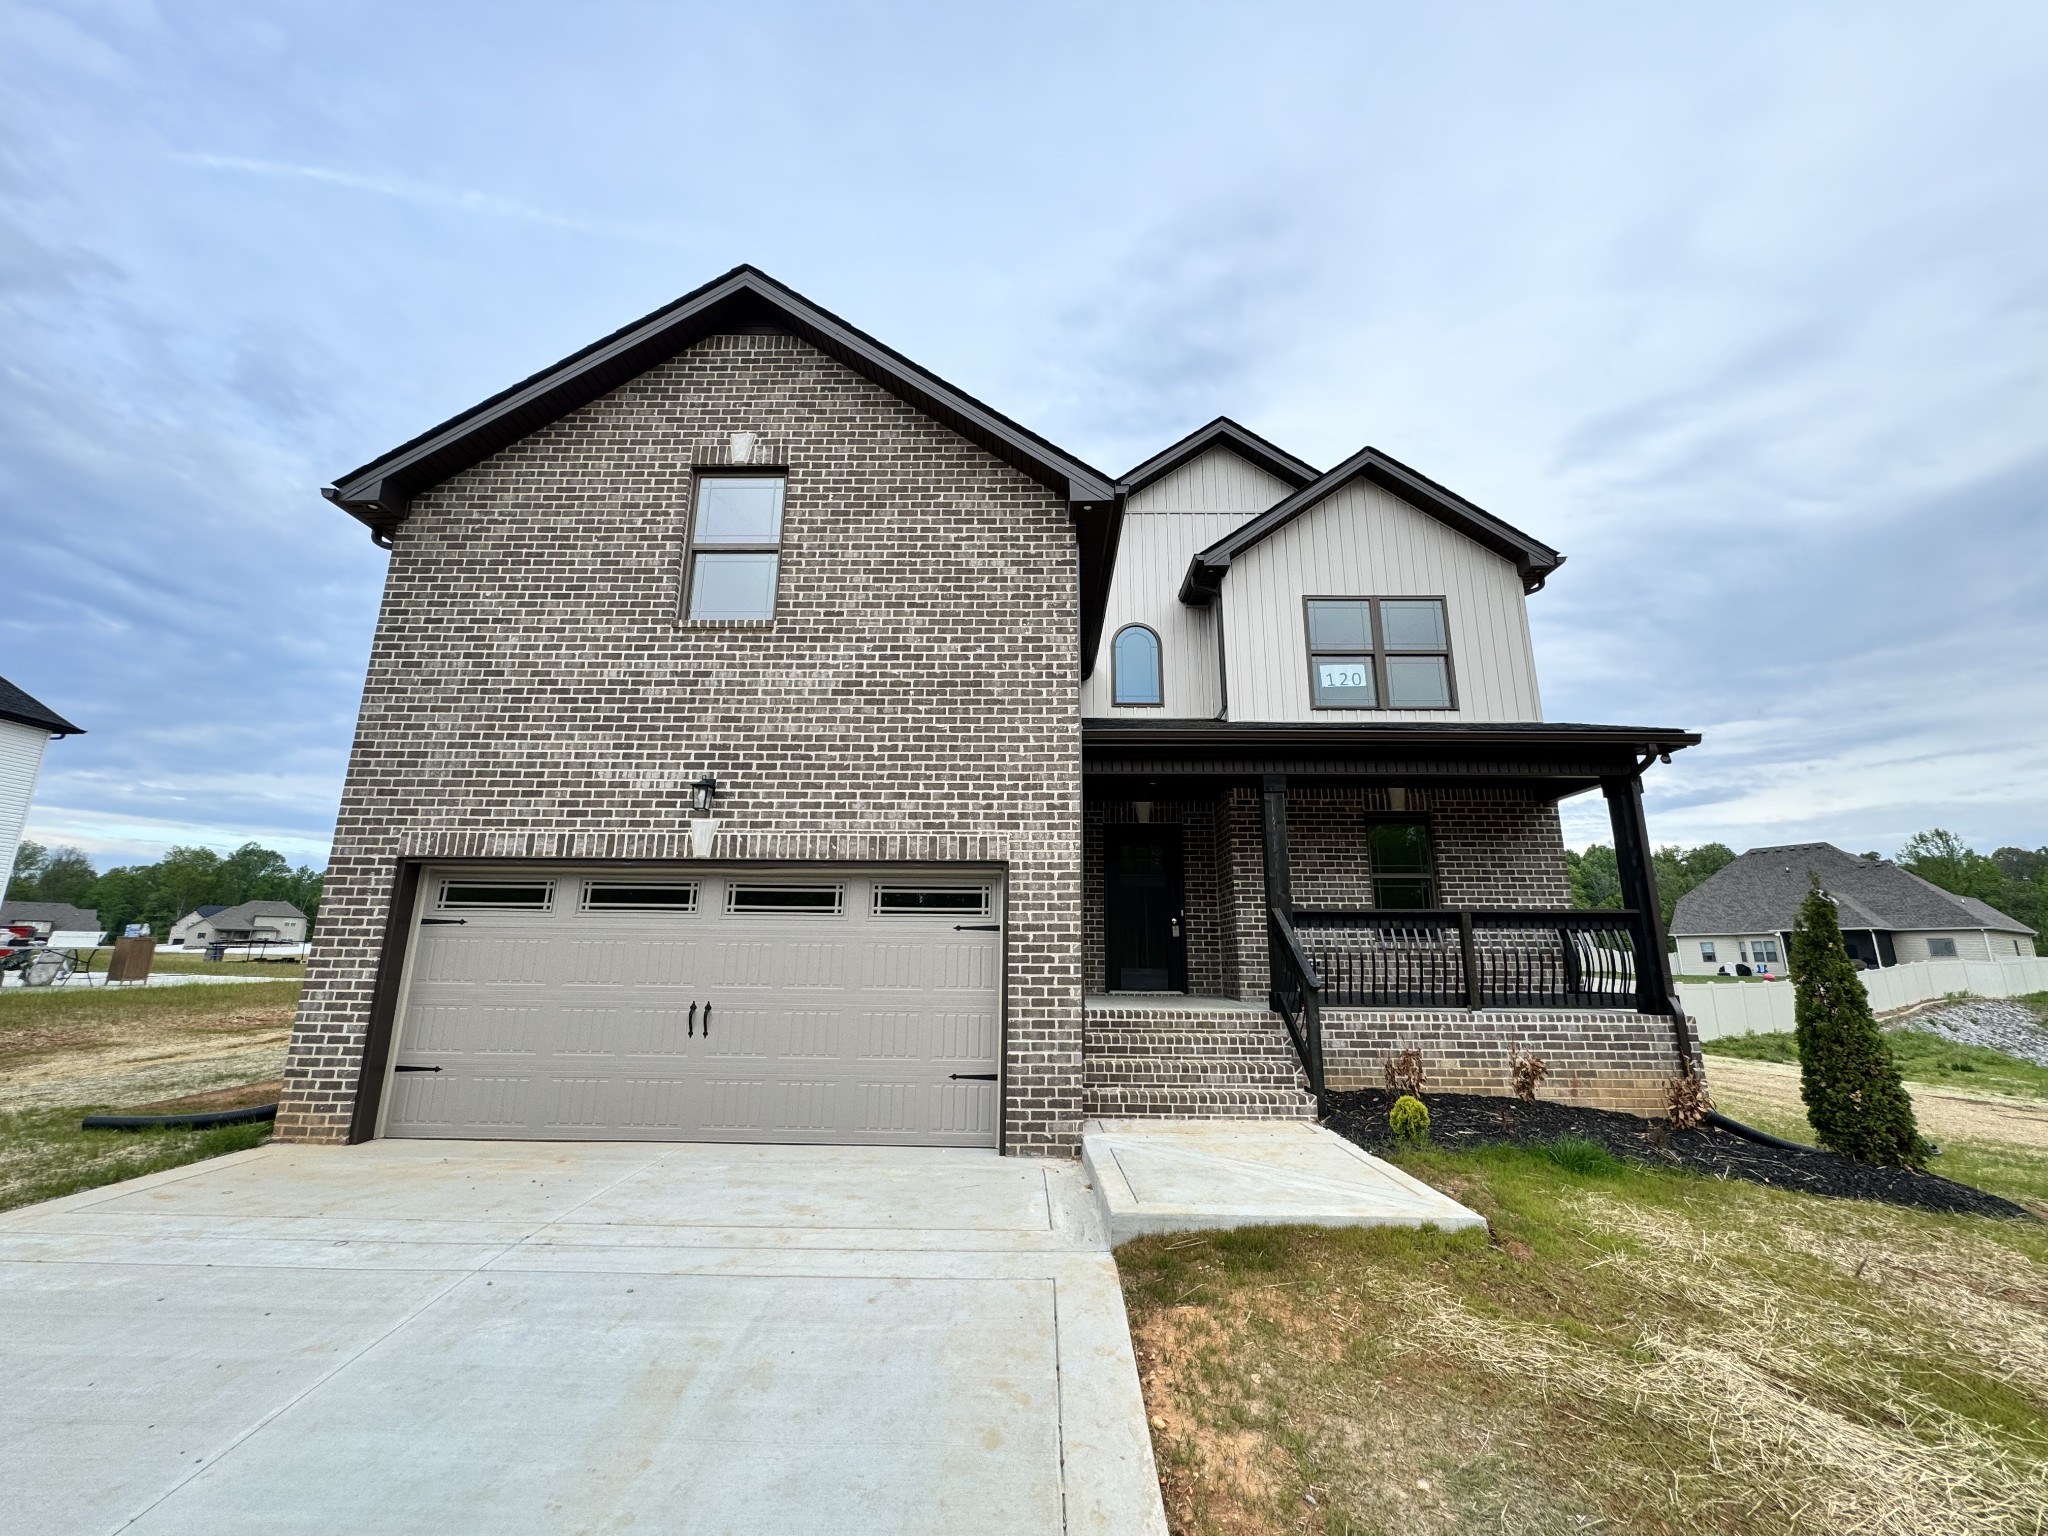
top-left (1260, 774), bottom-right (1293, 1006)
top-left (1600, 773), bottom-right (1683, 1029)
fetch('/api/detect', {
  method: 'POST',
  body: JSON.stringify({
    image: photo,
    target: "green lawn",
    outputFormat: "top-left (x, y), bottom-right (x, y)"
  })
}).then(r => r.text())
top-left (1121, 1145), bottom-right (2048, 1536)
top-left (0, 1108), bottom-right (271, 1213)
top-left (1705, 1027), bottom-right (2048, 1101)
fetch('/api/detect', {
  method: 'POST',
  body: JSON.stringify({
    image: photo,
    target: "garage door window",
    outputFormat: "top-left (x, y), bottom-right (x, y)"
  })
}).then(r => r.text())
top-left (438, 881), bottom-right (554, 911)
top-left (874, 886), bottom-right (989, 916)
top-left (580, 883), bottom-right (698, 912)
top-left (728, 885), bottom-right (843, 914)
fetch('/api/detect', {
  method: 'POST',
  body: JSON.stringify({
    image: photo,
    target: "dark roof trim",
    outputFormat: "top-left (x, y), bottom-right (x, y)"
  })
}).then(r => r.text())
top-left (0, 676), bottom-right (83, 736)
top-left (1084, 718), bottom-right (1698, 754)
top-left (324, 263), bottom-right (1125, 674)
top-left (1178, 444), bottom-right (1565, 604)
top-left (1118, 417), bottom-right (1319, 499)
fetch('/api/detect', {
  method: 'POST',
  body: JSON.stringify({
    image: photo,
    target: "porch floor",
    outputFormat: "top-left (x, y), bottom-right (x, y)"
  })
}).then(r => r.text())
top-left (1085, 993), bottom-right (1266, 1014)
top-left (1080, 1118), bottom-right (1487, 1245)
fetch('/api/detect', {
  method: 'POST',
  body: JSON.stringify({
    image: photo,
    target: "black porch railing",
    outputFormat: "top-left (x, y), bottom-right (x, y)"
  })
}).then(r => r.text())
top-left (1291, 908), bottom-right (1644, 1010)
top-left (1267, 905), bottom-right (1326, 1109)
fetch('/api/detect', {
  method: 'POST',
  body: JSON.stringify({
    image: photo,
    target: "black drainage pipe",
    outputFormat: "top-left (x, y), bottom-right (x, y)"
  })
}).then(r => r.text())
top-left (81, 1103), bottom-right (278, 1132)
top-left (1704, 1109), bottom-right (1815, 1154)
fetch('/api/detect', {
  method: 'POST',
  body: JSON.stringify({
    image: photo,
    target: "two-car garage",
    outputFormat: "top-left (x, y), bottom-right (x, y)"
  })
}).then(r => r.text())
top-left (376, 865), bottom-right (1003, 1148)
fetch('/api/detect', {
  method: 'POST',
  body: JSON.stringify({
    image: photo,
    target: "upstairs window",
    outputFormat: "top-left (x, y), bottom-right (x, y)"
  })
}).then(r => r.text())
top-left (1112, 625), bottom-right (1163, 706)
top-left (1368, 821), bottom-right (1436, 909)
top-left (687, 475), bottom-right (785, 621)
top-left (1305, 597), bottom-right (1455, 709)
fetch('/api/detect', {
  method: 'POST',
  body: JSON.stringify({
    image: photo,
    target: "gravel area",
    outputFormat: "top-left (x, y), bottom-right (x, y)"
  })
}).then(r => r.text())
top-left (1900, 998), bottom-right (2048, 1068)
top-left (1325, 1088), bottom-right (2032, 1220)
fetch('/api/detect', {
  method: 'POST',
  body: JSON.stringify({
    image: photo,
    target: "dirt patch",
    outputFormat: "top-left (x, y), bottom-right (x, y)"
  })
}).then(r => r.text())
top-left (1710, 1055), bottom-right (2048, 1149)
top-left (124, 1080), bottom-right (283, 1115)
top-left (1325, 1087), bottom-right (2031, 1220)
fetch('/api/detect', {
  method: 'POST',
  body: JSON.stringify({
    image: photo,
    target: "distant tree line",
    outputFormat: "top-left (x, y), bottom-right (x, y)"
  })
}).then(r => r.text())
top-left (1566, 827), bottom-right (2048, 940)
top-left (4, 841), bottom-right (323, 940)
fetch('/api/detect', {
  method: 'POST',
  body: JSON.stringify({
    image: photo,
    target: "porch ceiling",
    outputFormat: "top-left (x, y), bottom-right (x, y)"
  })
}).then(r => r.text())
top-left (1081, 718), bottom-right (1700, 801)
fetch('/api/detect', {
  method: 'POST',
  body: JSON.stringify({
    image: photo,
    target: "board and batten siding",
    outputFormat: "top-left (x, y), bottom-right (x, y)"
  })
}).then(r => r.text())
top-left (1219, 478), bottom-right (1544, 723)
top-left (0, 717), bottom-right (52, 897)
top-left (1080, 447), bottom-right (1296, 718)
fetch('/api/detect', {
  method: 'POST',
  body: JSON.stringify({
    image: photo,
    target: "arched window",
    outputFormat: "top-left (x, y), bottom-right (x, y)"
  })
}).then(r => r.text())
top-left (1112, 624), bottom-right (1163, 707)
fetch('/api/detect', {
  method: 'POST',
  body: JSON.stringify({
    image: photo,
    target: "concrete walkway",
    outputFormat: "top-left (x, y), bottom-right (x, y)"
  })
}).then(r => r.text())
top-left (0, 1141), bottom-right (1167, 1535)
top-left (1083, 1118), bottom-right (1488, 1243)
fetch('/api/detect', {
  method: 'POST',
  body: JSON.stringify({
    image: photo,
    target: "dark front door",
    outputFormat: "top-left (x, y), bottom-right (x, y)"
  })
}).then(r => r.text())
top-left (1105, 826), bottom-right (1186, 992)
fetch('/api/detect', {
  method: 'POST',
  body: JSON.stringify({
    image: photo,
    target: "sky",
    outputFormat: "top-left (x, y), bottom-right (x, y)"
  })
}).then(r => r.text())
top-left (4, 1), bottom-right (2046, 870)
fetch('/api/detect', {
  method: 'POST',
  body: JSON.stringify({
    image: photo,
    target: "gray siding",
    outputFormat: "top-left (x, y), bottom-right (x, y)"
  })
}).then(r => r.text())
top-left (1219, 478), bottom-right (1543, 723)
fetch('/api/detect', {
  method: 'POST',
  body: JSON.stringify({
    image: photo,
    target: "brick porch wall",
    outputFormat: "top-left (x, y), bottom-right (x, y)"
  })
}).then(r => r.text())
top-left (1082, 800), bottom-right (1233, 995)
top-left (279, 332), bottom-right (1084, 1155)
top-left (1322, 1007), bottom-right (1701, 1116)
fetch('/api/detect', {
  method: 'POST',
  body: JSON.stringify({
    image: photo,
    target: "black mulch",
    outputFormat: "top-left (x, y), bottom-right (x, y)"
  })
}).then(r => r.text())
top-left (1324, 1088), bottom-right (2034, 1221)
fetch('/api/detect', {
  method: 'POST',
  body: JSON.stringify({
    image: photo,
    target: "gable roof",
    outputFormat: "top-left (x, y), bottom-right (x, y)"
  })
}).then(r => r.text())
top-left (0, 675), bottom-right (84, 736)
top-left (0, 902), bottom-right (99, 930)
top-left (202, 900), bottom-right (308, 928)
top-left (325, 264), bottom-right (1125, 672)
top-left (1118, 417), bottom-right (1319, 499)
top-left (1671, 842), bottom-right (2035, 938)
top-left (1177, 443), bottom-right (1565, 604)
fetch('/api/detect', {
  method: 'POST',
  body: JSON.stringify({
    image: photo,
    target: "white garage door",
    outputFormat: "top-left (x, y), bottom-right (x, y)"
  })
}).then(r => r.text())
top-left (381, 866), bottom-right (1002, 1147)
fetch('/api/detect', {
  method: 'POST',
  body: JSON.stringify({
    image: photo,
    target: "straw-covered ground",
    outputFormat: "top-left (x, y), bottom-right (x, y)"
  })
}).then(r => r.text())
top-left (0, 979), bottom-right (295, 1211)
top-left (1121, 1140), bottom-right (2048, 1536)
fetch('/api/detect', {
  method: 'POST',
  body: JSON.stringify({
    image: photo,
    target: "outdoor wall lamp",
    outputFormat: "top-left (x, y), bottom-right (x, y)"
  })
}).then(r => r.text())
top-left (691, 776), bottom-right (719, 815)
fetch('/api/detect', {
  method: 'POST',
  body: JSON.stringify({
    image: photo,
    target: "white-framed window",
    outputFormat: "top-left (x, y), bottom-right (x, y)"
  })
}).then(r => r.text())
top-left (686, 474), bottom-right (786, 621)
top-left (873, 886), bottom-right (991, 917)
top-left (1751, 938), bottom-right (1780, 964)
top-left (1928, 936), bottom-right (1958, 958)
top-left (1699, 941), bottom-right (1717, 963)
top-left (1111, 625), bottom-right (1163, 706)
top-left (580, 882), bottom-right (698, 913)
top-left (727, 884), bottom-right (843, 915)
top-left (437, 880), bottom-right (554, 911)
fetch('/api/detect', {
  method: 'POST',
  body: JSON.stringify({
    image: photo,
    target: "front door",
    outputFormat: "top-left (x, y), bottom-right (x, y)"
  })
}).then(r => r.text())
top-left (1105, 826), bottom-right (1186, 992)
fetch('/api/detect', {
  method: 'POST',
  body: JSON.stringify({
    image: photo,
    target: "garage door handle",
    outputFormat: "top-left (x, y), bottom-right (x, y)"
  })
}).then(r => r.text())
top-left (393, 1064), bottom-right (442, 1073)
top-left (701, 1004), bottom-right (710, 1038)
top-left (954, 924), bottom-right (999, 931)
top-left (421, 918), bottom-right (466, 926)
top-left (688, 1002), bottom-right (697, 1037)
top-left (949, 1073), bottom-right (997, 1081)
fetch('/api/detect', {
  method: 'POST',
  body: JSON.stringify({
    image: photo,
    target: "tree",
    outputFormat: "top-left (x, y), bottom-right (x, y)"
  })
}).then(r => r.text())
top-left (1566, 845), bottom-right (1623, 909)
top-left (1568, 840), bottom-right (1735, 927)
top-left (1897, 828), bottom-right (2004, 902)
top-left (4, 842), bottom-right (99, 905)
top-left (1790, 880), bottom-right (1928, 1168)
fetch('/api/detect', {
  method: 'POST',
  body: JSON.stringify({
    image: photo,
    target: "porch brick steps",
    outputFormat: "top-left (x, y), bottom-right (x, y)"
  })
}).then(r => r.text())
top-left (1082, 1004), bottom-right (1317, 1121)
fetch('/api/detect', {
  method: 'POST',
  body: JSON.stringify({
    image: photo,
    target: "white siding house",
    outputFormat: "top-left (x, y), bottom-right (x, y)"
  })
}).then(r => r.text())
top-left (0, 678), bottom-right (85, 899)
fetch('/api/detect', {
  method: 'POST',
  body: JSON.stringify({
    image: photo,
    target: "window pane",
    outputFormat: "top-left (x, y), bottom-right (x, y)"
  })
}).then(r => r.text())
top-left (1370, 821), bottom-right (1432, 875)
top-left (1379, 599), bottom-right (1447, 650)
top-left (1112, 626), bottom-right (1162, 705)
top-left (1306, 599), bottom-right (1372, 651)
top-left (728, 885), bottom-right (843, 914)
top-left (689, 553), bottom-right (779, 620)
top-left (439, 881), bottom-right (553, 910)
top-left (875, 887), bottom-right (989, 914)
top-left (1386, 653), bottom-right (1452, 707)
top-left (581, 883), bottom-right (697, 912)
top-left (1374, 877), bottom-right (1435, 910)
top-left (1311, 656), bottom-right (1376, 707)
top-left (694, 477), bottom-right (785, 545)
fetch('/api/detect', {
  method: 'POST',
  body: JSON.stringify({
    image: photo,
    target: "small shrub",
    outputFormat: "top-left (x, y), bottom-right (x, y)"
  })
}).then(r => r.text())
top-left (1542, 1135), bottom-right (1621, 1175)
top-left (1508, 1051), bottom-right (1549, 1104)
top-left (1388, 1094), bottom-right (1430, 1142)
top-left (1666, 1062), bottom-right (1712, 1129)
top-left (1383, 1048), bottom-right (1427, 1097)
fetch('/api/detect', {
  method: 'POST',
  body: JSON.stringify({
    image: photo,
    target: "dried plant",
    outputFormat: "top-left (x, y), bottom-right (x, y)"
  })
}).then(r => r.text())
top-left (1382, 1047), bottom-right (1427, 1097)
top-left (1509, 1051), bottom-right (1549, 1104)
top-left (1666, 1062), bottom-right (1713, 1129)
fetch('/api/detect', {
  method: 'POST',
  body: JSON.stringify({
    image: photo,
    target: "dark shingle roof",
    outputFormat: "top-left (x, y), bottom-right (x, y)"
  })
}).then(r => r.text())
top-left (1672, 842), bottom-right (2034, 937)
top-left (0, 901), bottom-right (100, 931)
top-left (0, 676), bottom-right (84, 735)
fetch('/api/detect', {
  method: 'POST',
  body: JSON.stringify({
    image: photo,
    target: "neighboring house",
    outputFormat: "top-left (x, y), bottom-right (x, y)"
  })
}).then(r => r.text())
top-left (278, 266), bottom-right (1701, 1155)
top-left (0, 675), bottom-right (85, 900)
top-left (170, 900), bottom-right (309, 949)
top-left (0, 901), bottom-right (100, 938)
top-left (1671, 842), bottom-right (2037, 973)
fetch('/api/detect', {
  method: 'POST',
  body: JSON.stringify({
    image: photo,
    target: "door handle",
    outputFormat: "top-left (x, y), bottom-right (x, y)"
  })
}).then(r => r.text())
top-left (393, 1064), bottom-right (442, 1073)
top-left (688, 1002), bottom-right (697, 1037)
top-left (949, 1073), bottom-right (997, 1081)
top-left (420, 918), bottom-right (466, 926)
top-left (954, 924), bottom-right (999, 931)
top-left (1170, 917), bottom-right (1182, 938)
top-left (702, 1003), bottom-right (710, 1038)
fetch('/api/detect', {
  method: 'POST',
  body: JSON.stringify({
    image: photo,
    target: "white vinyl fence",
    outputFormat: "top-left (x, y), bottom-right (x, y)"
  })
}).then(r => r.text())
top-left (1680, 954), bottom-right (2048, 1039)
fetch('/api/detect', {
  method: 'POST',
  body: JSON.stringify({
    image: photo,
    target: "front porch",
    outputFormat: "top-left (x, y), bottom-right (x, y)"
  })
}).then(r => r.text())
top-left (1079, 720), bottom-right (1701, 1118)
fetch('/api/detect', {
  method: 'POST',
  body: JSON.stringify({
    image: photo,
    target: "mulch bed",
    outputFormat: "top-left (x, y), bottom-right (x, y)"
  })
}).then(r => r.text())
top-left (1324, 1088), bottom-right (2033, 1221)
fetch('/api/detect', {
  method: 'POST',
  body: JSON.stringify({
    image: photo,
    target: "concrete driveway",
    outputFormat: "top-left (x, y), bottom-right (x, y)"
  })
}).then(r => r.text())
top-left (0, 1141), bottom-right (1166, 1535)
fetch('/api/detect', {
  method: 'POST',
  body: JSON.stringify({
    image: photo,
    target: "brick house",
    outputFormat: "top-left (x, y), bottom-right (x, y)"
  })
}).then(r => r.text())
top-left (278, 267), bottom-right (1699, 1156)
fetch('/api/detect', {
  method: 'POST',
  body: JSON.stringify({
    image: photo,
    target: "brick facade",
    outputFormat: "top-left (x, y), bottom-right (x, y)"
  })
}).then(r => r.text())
top-left (1321, 1007), bottom-right (1701, 1115)
top-left (1082, 1001), bottom-right (1314, 1119)
top-left (1085, 783), bottom-right (1572, 1002)
top-left (279, 334), bottom-right (1085, 1154)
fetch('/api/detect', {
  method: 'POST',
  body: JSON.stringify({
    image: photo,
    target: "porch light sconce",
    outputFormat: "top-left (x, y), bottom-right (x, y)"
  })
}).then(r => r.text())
top-left (1132, 801), bottom-right (1153, 824)
top-left (691, 776), bottom-right (720, 815)
top-left (689, 776), bottom-right (721, 860)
